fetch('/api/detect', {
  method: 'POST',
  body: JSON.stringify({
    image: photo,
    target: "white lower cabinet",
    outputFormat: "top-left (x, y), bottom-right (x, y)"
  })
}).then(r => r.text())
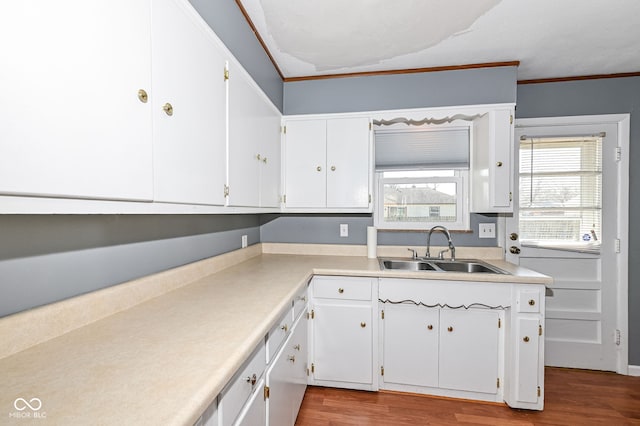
top-left (234, 379), bottom-right (266, 426)
top-left (308, 276), bottom-right (377, 390)
top-left (266, 311), bottom-right (308, 426)
top-left (382, 304), bottom-right (501, 396)
top-left (218, 342), bottom-right (266, 426)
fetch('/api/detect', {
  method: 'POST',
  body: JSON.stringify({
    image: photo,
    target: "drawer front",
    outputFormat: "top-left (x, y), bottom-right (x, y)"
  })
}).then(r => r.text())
top-left (293, 286), bottom-right (308, 321)
top-left (313, 276), bottom-right (372, 301)
top-left (516, 289), bottom-right (541, 313)
top-left (267, 308), bottom-right (292, 362)
top-left (219, 342), bottom-right (266, 426)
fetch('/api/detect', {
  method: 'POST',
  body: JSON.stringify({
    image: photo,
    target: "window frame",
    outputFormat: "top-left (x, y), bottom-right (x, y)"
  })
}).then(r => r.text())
top-left (374, 169), bottom-right (470, 231)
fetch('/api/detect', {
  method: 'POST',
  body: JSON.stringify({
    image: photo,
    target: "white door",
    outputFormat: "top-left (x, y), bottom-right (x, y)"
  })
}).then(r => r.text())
top-left (152, 0), bottom-right (227, 205)
top-left (506, 117), bottom-right (627, 372)
top-left (283, 120), bottom-right (326, 208)
top-left (0, 0), bottom-right (153, 201)
top-left (326, 117), bottom-right (371, 208)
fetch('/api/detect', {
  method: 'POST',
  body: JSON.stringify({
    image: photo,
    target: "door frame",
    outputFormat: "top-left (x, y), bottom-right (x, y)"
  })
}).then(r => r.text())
top-left (510, 114), bottom-right (630, 375)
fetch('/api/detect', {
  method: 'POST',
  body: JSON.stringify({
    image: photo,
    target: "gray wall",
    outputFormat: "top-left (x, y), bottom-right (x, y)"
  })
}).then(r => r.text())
top-left (0, 216), bottom-right (260, 317)
top-left (260, 214), bottom-right (499, 248)
top-left (515, 76), bottom-right (640, 365)
top-left (284, 66), bottom-right (517, 114)
top-left (189, 0), bottom-right (283, 110)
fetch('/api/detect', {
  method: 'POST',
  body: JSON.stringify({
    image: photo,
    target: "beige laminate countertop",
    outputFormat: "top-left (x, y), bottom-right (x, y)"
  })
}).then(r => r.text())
top-left (0, 249), bottom-right (551, 425)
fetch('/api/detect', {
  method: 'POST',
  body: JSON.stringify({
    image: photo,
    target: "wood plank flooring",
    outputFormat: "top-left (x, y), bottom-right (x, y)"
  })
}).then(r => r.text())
top-left (295, 368), bottom-right (640, 425)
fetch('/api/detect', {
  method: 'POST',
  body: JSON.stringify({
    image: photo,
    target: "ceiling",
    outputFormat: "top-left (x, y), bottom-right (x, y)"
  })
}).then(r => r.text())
top-left (238, 0), bottom-right (640, 81)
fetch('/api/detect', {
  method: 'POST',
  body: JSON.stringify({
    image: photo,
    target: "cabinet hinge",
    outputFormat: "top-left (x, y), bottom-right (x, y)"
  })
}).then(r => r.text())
top-left (498, 318), bottom-right (501, 328)
top-left (224, 67), bottom-right (229, 81)
top-left (283, 194), bottom-right (287, 204)
top-left (509, 192), bottom-right (513, 202)
top-left (616, 329), bottom-right (621, 346)
top-left (306, 367), bottom-right (310, 376)
top-left (537, 386), bottom-right (541, 397)
top-left (381, 366), bottom-right (384, 376)
top-left (497, 378), bottom-right (500, 388)
top-left (615, 238), bottom-right (621, 253)
top-left (224, 184), bottom-right (230, 198)
top-left (369, 122), bottom-right (372, 131)
top-left (263, 385), bottom-right (270, 400)
top-left (538, 325), bottom-right (543, 336)
top-left (510, 114), bottom-right (513, 125)
top-left (616, 146), bottom-right (622, 162)
top-left (311, 363), bottom-right (315, 373)
top-left (368, 194), bottom-right (372, 203)
top-left (283, 125), bottom-right (287, 134)
top-left (381, 310), bottom-right (384, 320)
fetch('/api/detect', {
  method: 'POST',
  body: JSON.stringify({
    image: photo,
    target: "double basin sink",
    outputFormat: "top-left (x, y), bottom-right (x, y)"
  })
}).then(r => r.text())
top-left (379, 258), bottom-right (508, 274)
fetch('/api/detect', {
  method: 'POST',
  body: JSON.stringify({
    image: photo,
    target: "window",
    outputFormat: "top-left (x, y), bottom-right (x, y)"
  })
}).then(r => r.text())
top-left (519, 135), bottom-right (602, 251)
top-left (375, 170), bottom-right (469, 230)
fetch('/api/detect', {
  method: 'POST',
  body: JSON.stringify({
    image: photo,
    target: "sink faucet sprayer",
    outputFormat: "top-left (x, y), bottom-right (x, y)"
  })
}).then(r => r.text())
top-left (426, 225), bottom-right (456, 260)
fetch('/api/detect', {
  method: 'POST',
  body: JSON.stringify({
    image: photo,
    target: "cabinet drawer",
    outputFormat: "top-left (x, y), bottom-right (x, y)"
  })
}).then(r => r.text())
top-left (313, 276), bottom-right (372, 301)
top-left (293, 286), bottom-right (308, 321)
top-left (267, 308), bottom-right (292, 363)
top-left (219, 341), bottom-right (266, 426)
top-left (516, 289), bottom-right (541, 313)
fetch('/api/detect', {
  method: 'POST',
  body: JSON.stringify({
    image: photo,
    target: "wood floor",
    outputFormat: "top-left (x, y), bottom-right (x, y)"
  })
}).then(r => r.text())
top-left (295, 368), bottom-right (640, 425)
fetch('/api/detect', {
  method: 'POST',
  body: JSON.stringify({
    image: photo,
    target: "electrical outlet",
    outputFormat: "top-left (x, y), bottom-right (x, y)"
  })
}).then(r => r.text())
top-left (479, 223), bottom-right (496, 238)
top-left (340, 224), bottom-right (349, 237)
top-left (241, 235), bottom-right (248, 248)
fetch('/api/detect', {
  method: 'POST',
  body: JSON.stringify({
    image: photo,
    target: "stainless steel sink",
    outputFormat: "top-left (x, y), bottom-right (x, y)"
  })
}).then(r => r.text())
top-left (379, 258), bottom-right (508, 274)
top-left (381, 259), bottom-right (437, 271)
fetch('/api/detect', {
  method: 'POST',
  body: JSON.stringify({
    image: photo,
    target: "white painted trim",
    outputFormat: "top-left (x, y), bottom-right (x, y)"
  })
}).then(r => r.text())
top-left (628, 365), bottom-right (640, 377)
top-left (514, 113), bottom-right (630, 375)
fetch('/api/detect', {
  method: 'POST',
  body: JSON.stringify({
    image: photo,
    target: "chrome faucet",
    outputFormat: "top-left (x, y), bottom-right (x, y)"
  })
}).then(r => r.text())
top-left (426, 225), bottom-right (456, 260)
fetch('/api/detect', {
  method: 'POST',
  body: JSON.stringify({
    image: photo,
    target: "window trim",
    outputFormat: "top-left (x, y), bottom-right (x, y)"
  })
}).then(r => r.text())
top-left (374, 170), bottom-right (469, 231)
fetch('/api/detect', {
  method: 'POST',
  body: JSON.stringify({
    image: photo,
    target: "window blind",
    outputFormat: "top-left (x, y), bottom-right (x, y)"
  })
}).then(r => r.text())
top-left (374, 127), bottom-right (469, 170)
top-left (519, 135), bottom-right (602, 245)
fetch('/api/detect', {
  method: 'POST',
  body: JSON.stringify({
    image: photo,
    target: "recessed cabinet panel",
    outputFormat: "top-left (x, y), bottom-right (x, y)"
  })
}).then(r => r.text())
top-left (439, 309), bottom-right (500, 394)
top-left (312, 302), bottom-right (373, 384)
top-left (515, 317), bottom-right (541, 403)
top-left (0, 0), bottom-right (153, 201)
top-left (382, 304), bottom-right (439, 388)
top-left (228, 64), bottom-right (281, 207)
top-left (152, 0), bottom-right (227, 205)
top-left (284, 120), bottom-right (327, 208)
top-left (326, 118), bottom-right (371, 208)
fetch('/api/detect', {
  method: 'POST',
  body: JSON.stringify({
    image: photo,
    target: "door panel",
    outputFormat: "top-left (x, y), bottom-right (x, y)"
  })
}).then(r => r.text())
top-left (284, 120), bottom-right (326, 208)
top-left (507, 120), bottom-right (620, 371)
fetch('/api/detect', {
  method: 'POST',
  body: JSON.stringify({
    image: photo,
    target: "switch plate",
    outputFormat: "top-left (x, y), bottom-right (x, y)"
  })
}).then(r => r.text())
top-left (340, 224), bottom-right (349, 237)
top-left (241, 235), bottom-right (248, 248)
top-left (479, 223), bottom-right (496, 238)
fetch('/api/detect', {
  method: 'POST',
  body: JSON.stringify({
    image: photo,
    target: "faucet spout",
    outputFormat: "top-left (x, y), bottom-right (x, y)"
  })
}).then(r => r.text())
top-left (426, 225), bottom-right (456, 260)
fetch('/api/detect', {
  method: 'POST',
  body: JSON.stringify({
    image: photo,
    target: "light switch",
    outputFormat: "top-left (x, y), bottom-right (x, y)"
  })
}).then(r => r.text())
top-left (479, 223), bottom-right (496, 238)
top-left (340, 224), bottom-right (348, 237)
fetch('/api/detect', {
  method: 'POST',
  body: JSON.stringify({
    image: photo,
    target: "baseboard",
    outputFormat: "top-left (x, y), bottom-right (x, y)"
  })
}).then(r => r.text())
top-left (628, 365), bottom-right (640, 376)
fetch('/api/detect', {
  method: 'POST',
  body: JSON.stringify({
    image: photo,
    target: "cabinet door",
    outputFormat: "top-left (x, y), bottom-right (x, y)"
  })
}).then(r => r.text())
top-left (267, 315), bottom-right (308, 426)
top-left (235, 380), bottom-right (266, 426)
top-left (471, 108), bottom-right (514, 213)
top-left (0, 0), bottom-right (153, 201)
top-left (382, 304), bottom-right (438, 388)
top-left (152, 0), bottom-right (227, 205)
top-left (514, 317), bottom-right (541, 404)
top-left (326, 118), bottom-right (371, 208)
top-left (312, 301), bottom-right (372, 384)
top-left (228, 64), bottom-right (281, 207)
top-left (283, 120), bottom-right (326, 208)
top-left (439, 309), bottom-right (500, 394)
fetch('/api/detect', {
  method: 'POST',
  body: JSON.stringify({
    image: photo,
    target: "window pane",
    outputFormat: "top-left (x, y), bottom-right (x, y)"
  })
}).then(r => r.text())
top-left (383, 170), bottom-right (455, 178)
top-left (519, 136), bottom-right (602, 246)
top-left (383, 182), bottom-right (457, 223)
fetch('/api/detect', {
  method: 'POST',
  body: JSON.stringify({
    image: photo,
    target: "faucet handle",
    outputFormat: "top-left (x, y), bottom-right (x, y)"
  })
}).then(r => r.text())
top-left (407, 248), bottom-right (418, 259)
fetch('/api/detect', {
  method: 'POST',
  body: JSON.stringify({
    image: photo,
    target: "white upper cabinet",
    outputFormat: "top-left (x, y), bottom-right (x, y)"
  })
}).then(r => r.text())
top-left (227, 63), bottom-right (281, 208)
top-left (0, 0), bottom-right (154, 201)
top-left (283, 117), bottom-right (371, 211)
top-left (152, 0), bottom-right (227, 206)
top-left (471, 107), bottom-right (515, 213)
